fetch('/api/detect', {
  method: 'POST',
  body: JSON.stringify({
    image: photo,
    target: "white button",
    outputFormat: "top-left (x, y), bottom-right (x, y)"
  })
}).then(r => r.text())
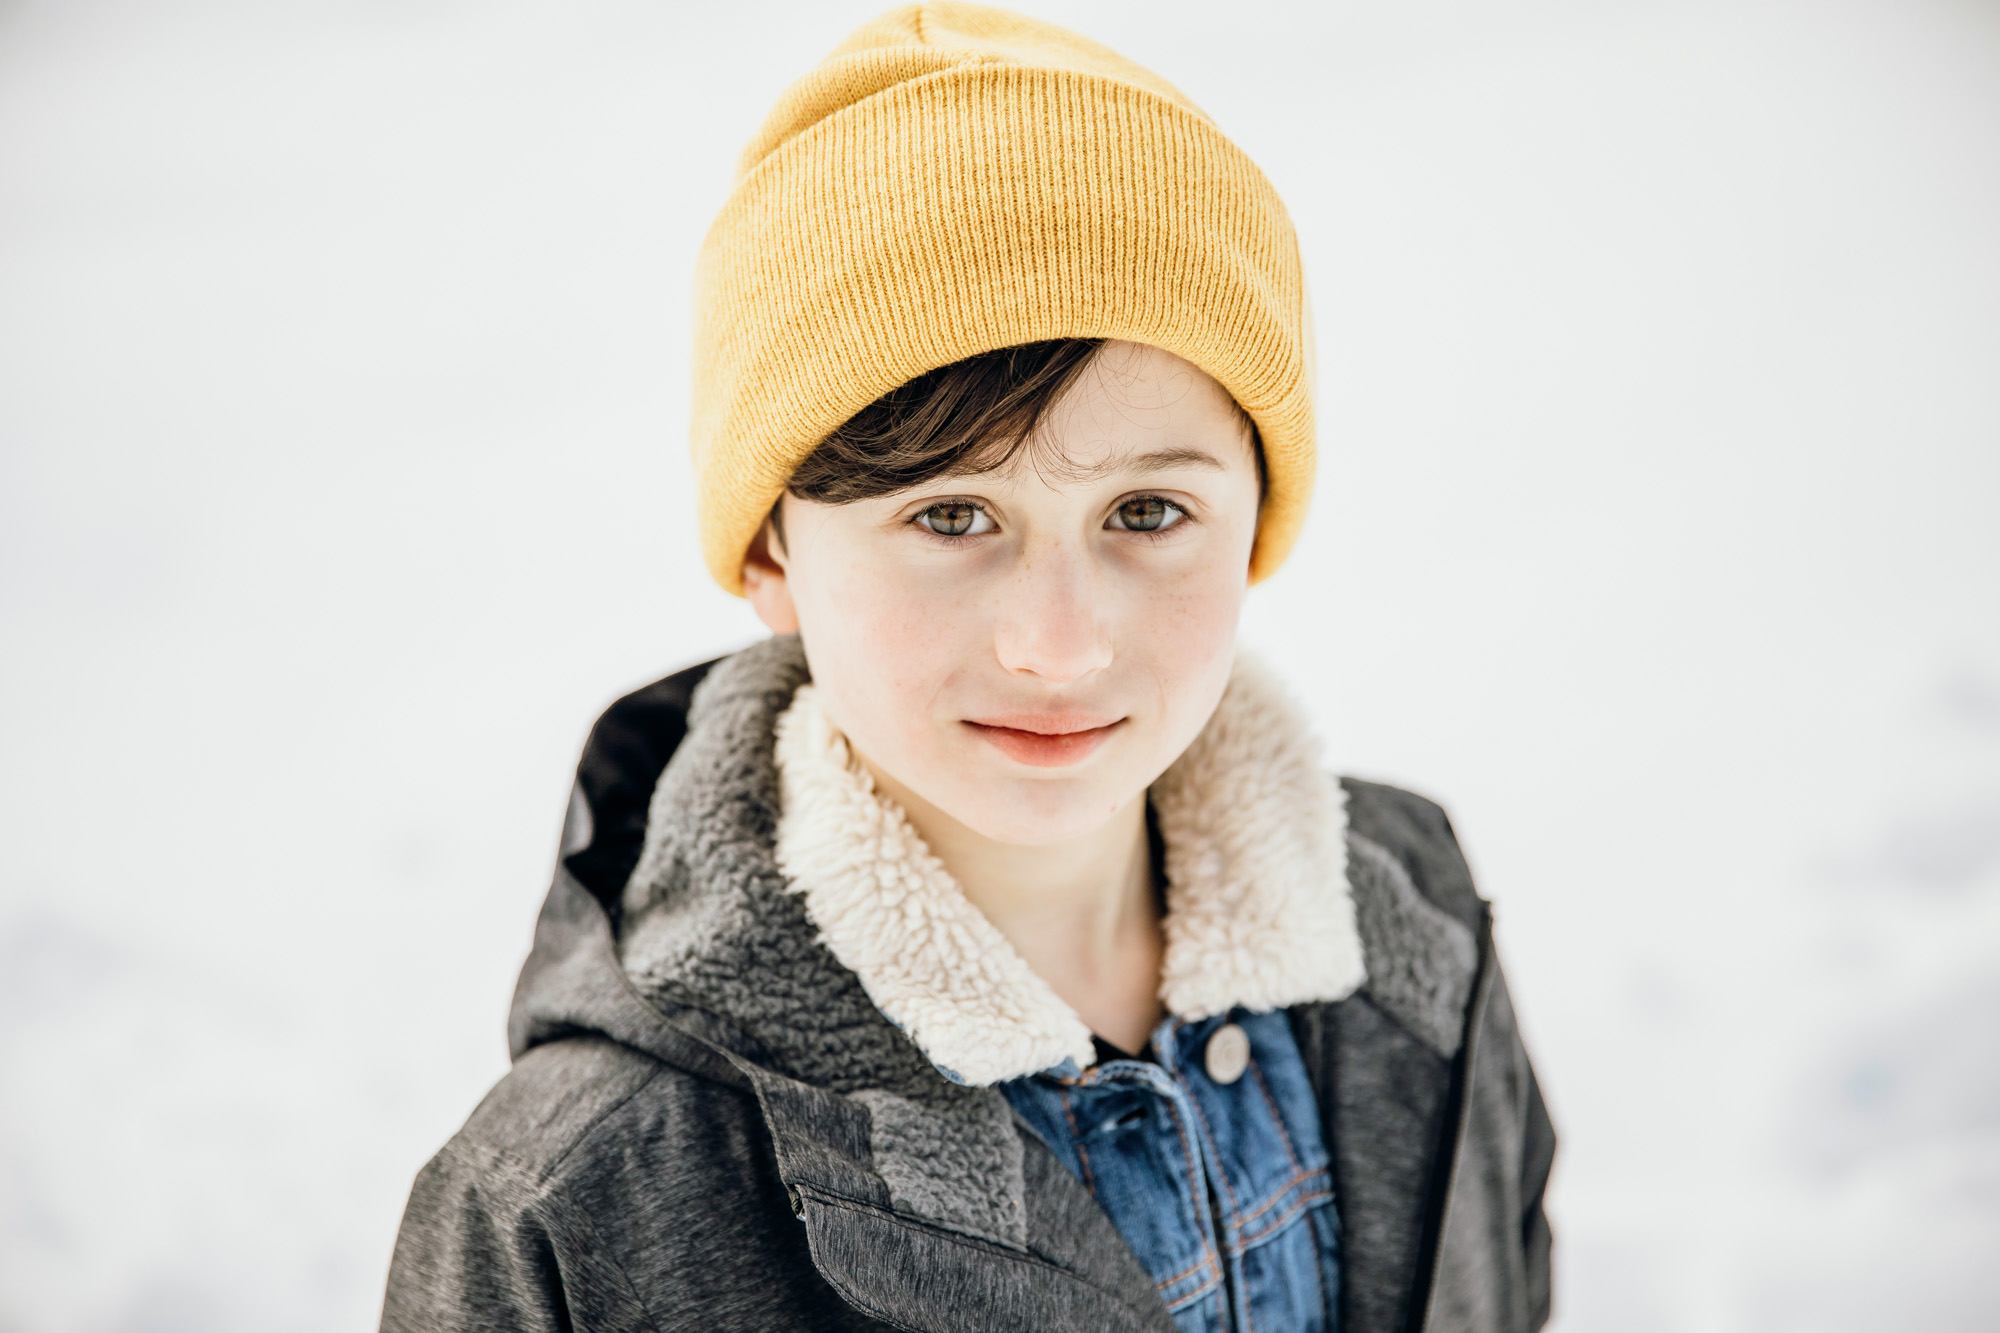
top-left (1204, 1023), bottom-right (1250, 1084)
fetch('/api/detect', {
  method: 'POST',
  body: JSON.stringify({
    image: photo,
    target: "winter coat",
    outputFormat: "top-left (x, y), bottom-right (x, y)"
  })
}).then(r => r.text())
top-left (381, 637), bottom-right (1555, 1333)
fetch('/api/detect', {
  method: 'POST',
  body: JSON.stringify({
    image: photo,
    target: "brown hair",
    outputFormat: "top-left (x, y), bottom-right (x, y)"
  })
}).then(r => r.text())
top-left (787, 339), bottom-right (1107, 504)
top-left (773, 338), bottom-right (1262, 539)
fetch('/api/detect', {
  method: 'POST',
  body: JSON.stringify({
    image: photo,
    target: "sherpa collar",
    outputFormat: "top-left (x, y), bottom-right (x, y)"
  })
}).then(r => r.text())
top-left (772, 656), bottom-right (1367, 1086)
top-left (616, 636), bottom-right (1476, 1248)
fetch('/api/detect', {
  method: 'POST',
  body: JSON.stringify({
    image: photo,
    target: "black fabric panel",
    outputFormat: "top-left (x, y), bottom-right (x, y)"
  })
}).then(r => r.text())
top-left (1291, 996), bottom-right (1454, 1333)
top-left (562, 659), bottom-right (718, 917)
top-left (1342, 779), bottom-right (1485, 935)
top-left (1403, 927), bottom-right (1487, 1333)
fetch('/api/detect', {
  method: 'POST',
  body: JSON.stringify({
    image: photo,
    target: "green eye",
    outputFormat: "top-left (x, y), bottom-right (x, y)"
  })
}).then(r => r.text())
top-left (1112, 497), bottom-right (1177, 532)
top-left (921, 502), bottom-right (979, 536)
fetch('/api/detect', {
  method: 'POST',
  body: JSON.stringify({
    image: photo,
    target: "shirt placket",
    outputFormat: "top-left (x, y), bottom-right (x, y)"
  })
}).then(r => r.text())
top-left (1073, 1057), bottom-right (1229, 1320)
top-left (1004, 1010), bottom-right (1334, 1333)
top-left (1153, 1018), bottom-right (1256, 1330)
top-left (1159, 1011), bottom-right (1339, 1333)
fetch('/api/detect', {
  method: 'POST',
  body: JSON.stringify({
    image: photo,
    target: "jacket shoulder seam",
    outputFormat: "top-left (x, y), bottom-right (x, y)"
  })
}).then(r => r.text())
top-left (431, 1133), bottom-right (669, 1333)
top-left (546, 1068), bottom-right (672, 1179)
top-left (467, 1039), bottom-right (695, 1186)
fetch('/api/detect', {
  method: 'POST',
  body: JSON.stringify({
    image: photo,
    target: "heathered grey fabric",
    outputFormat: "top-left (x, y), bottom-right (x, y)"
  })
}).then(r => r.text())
top-left (1294, 983), bottom-right (1456, 1333)
top-left (381, 643), bottom-right (1556, 1333)
top-left (1306, 780), bottom-right (1557, 1333)
top-left (1422, 959), bottom-right (1557, 1332)
top-left (618, 636), bottom-right (1032, 1247)
top-left (1346, 833), bottom-right (1480, 1058)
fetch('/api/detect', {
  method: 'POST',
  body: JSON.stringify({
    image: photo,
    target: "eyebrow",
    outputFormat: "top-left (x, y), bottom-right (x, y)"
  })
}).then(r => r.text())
top-left (1062, 445), bottom-right (1231, 482)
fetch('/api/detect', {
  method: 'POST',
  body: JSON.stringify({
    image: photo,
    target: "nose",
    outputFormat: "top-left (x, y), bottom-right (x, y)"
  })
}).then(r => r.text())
top-left (991, 536), bottom-right (1114, 684)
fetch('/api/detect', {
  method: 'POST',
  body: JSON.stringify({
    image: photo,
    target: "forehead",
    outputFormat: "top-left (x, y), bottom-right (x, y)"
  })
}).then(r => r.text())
top-left (1062, 341), bottom-right (1244, 425)
top-left (1006, 342), bottom-right (1257, 484)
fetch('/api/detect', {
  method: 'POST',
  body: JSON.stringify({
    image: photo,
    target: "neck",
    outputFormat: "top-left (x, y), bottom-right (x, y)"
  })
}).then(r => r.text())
top-left (862, 760), bottom-right (1166, 1055)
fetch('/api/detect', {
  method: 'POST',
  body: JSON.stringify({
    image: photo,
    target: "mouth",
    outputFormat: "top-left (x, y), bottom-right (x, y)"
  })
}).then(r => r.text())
top-left (961, 714), bottom-right (1125, 768)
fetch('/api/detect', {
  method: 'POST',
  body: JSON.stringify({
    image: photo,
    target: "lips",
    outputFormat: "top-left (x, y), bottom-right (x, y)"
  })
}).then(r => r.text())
top-left (962, 715), bottom-right (1124, 768)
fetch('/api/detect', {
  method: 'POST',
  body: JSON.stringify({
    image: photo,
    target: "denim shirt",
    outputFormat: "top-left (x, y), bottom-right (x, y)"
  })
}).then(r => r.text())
top-left (1000, 1008), bottom-right (1341, 1333)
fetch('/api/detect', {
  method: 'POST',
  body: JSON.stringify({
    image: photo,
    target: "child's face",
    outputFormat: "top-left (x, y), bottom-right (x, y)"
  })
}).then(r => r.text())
top-left (747, 341), bottom-right (1263, 847)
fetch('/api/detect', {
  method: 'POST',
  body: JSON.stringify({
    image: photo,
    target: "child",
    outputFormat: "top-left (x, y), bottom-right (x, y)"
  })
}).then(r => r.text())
top-left (382, 7), bottom-right (1553, 1331)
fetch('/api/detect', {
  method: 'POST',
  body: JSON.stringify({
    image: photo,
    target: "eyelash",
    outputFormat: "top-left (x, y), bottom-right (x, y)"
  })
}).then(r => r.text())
top-left (908, 495), bottom-right (1193, 542)
top-left (911, 500), bottom-right (995, 542)
top-left (1106, 493), bottom-right (1191, 538)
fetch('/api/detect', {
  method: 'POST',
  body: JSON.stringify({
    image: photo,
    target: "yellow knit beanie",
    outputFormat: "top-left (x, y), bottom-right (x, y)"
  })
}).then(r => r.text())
top-left (692, 2), bottom-right (1313, 594)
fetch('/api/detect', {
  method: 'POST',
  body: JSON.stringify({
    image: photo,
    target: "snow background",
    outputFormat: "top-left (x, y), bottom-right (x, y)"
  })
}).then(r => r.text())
top-left (2, 0), bottom-right (1996, 1329)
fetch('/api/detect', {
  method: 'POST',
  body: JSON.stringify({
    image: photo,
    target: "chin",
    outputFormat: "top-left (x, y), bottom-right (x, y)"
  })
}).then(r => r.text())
top-left (937, 774), bottom-right (1136, 847)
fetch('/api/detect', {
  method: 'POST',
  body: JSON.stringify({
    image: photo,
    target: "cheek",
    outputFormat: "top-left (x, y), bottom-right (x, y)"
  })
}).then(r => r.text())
top-left (1128, 570), bottom-right (1246, 731)
top-left (789, 548), bottom-right (980, 753)
top-left (1144, 492), bottom-right (1248, 712)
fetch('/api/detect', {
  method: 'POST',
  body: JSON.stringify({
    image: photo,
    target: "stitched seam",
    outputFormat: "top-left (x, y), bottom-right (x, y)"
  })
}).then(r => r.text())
top-left (1234, 1165), bottom-right (1319, 1233)
top-left (798, 1186), bottom-right (1176, 1320)
top-left (796, 1184), bottom-right (1045, 1258)
top-left (1161, 1270), bottom-right (1224, 1313)
top-left (438, 1139), bottom-right (669, 1333)
top-left (547, 1187), bottom-right (671, 1333)
top-left (1164, 1094), bottom-right (1215, 1234)
top-left (1154, 1246), bottom-right (1223, 1291)
top-left (1239, 1186), bottom-right (1332, 1249)
top-left (1159, 1093), bottom-right (1226, 1301)
top-left (1058, 1086), bottom-right (1098, 1193)
top-left (533, 1055), bottom-right (674, 1181)
top-left (1308, 1207), bottom-right (1332, 1319)
top-left (792, 1176), bottom-right (1025, 1252)
top-left (1247, 1058), bottom-right (1309, 1177)
top-left (808, 1253), bottom-right (948, 1333)
top-left (1181, 1081), bottom-right (1243, 1217)
top-left (1155, 1239), bottom-right (1224, 1312)
top-left (1071, 1079), bottom-right (1221, 1303)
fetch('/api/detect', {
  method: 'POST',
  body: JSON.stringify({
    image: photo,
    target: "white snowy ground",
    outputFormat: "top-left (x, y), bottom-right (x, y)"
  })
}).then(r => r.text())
top-left (1, 1), bottom-right (1995, 1329)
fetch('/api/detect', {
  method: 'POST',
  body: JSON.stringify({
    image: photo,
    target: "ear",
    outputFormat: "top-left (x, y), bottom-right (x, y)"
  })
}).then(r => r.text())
top-left (742, 517), bottom-right (800, 635)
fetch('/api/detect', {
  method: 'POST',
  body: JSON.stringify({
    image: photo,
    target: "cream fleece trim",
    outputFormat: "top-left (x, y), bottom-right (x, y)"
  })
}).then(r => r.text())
top-left (1152, 655), bottom-right (1366, 1019)
top-left (772, 656), bottom-right (1365, 1086)
top-left (773, 691), bottom-right (1097, 1084)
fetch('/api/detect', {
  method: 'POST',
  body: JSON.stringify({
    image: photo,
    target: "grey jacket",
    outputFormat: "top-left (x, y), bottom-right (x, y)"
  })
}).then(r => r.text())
top-left (381, 639), bottom-right (1554, 1332)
